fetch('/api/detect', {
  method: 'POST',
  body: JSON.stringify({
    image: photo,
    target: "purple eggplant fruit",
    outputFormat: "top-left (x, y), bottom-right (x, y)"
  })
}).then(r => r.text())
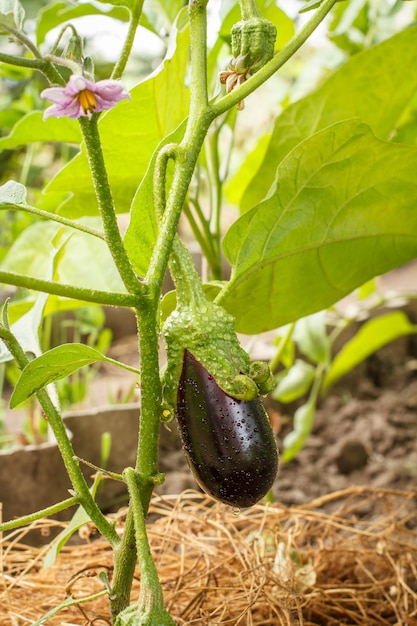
top-left (176, 350), bottom-right (278, 508)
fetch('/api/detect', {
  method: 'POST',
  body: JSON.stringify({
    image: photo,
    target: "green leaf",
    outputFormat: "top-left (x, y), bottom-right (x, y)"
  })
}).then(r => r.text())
top-left (1, 220), bottom-right (126, 295)
top-left (141, 0), bottom-right (186, 36)
top-left (220, 120), bottom-right (417, 333)
top-left (0, 111), bottom-right (81, 151)
top-left (272, 359), bottom-right (315, 403)
top-left (10, 343), bottom-right (111, 407)
top-left (0, 0), bottom-right (25, 34)
top-left (293, 312), bottom-right (330, 365)
top-left (324, 311), bottom-right (417, 391)
top-left (0, 180), bottom-right (27, 205)
top-left (39, 13), bottom-right (190, 219)
top-left (36, 1), bottom-right (129, 46)
top-left (0, 291), bottom-right (49, 363)
top-left (94, 0), bottom-right (134, 9)
top-left (281, 399), bottom-right (316, 462)
top-left (239, 24), bottom-right (417, 212)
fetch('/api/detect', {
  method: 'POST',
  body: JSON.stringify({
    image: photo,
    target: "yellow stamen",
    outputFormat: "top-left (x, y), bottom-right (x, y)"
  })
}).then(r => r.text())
top-left (78, 89), bottom-right (97, 114)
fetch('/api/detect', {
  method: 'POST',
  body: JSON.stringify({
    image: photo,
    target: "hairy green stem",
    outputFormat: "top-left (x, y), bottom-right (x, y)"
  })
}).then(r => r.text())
top-left (185, 0), bottom-right (209, 139)
top-left (0, 496), bottom-right (79, 534)
top-left (0, 21), bottom-right (43, 59)
top-left (112, 0), bottom-right (145, 80)
top-left (78, 117), bottom-right (143, 296)
top-left (211, 0), bottom-right (339, 117)
top-left (0, 270), bottom-right (138, 307)
top-left (0, 326), bottom-right (119, 545)
top-left (123, 469), bottom-right (175, 624)
top-left (3, 204), bottom-right (105, 239)
top-left (110, 509), bottom-right (137, 619)
top-left (239, 0), bottom-right (261, 20)
top-left (0, 51), bottom-right (65, 84)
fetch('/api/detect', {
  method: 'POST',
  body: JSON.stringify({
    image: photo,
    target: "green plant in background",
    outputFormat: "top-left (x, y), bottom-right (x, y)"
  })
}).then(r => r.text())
top-left (270, 282), bottom-right (417, 461)
top-left (1, 0), bottom-right (417, 623)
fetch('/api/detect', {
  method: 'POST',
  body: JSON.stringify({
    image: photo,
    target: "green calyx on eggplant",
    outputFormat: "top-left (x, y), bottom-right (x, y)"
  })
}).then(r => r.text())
top-left (162, 299), bottom-right (274, 410)
top-left (176, 350), bottom-right (279, 508)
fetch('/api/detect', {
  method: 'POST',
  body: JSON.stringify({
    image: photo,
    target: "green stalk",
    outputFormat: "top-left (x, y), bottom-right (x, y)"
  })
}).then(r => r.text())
top-left (239, 0), bottom-right (261, 19)
top-left (210, 0), bottom-right (339, 117)
top-left (78, 117), bottom-right (144, 297)
top-left (121, 469), bottom-right (175, 625)
top-left (110, 509), bottom-right (137, 620)
top-left (0, 326), bottom-right (119, 546)
top-left (146, 0), bottom-right (213, 298)
top-left (0, 21), bottom-right (43, 59)
top-left (3, 204), bottom-right (105, 239)
top-left (112, 0), bottom-right (145, 80)
top-left (0, 51), bottom-right (65, 84)
top-left (0, 270), bottom-right (138, 307)
top-left (109, 301), bottom-right (162, 620)
top-left (0, 497), bottom-right (79, 534)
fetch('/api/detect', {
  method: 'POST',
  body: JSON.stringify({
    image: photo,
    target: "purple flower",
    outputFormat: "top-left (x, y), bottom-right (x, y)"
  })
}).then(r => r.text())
top-left (41, 75), bottom-right (131, 120)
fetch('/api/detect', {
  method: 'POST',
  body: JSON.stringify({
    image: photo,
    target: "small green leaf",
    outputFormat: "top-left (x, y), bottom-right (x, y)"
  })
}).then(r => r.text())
top-left (273, 359), bottom-right (315, 403)
top-left (0, 0), bottom-right (25, 34)
top-left (293, 312), bottom-right (330, 365)
top-left (324, 311), bottom-right (417, 391)
top-left (0, 180), bottom-right (27, 206)
top-left (10, 344), bottom-right (110, 407)
top-left (281, 399), bottom-right (316, 462)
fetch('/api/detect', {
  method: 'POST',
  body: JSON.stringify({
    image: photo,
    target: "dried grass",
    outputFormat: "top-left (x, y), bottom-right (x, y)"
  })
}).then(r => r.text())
top-left (1, 486), bottom-right (417, 625)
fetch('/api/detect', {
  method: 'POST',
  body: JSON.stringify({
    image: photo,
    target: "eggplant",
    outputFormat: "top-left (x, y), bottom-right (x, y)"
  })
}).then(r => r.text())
top-left (176, 350), bottom-right (278, 508)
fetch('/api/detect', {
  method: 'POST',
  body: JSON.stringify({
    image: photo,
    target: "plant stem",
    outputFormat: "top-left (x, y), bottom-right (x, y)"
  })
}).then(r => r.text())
top-left (78, 117), bottom-right (143, 297)
top-left (0, 270), bottom-right (138, 307)
top-left (0, 326), bottom-right (119, 546)
top-left (112, 0), bottom-right (145, 80)
top-left (0, 21), bottom-right (43, 59)
top-left (239, 0), bottom-right (261, 20)
top-left (0, 496), bottom-right (79, 533)
top-left (4, 204), bottom-right (105, 239)
top-left (0, 52), bottom-right (65, 84)
top-left (211, 0), bottom-right (339, 117)
top-left (123, 468), bottom-right (175, 624)
top-left (110, 508), bottom-right (137, 619)
top-left (269, 323), bottom-right (295, 373)
top-left (146, 0), bottom-right (213, 298)
top-left (109, 300), bottom-right (162, 620)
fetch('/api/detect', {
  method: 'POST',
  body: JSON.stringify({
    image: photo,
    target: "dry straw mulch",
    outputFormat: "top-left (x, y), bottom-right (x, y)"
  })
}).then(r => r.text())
top-left (1, 486), bottom-right (417, 625)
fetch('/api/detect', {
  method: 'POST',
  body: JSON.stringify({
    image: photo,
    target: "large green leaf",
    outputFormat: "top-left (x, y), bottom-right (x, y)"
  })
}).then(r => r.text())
top-left (35, 1), bottom-right (129, 46)
top-left (0, 112), bottom-right (81, 151)
top-left (39, 14), bottom-right (190, 218)
top-left (220, 119), bottom-right (417, 333)
top-left (238, 24), bottom-right (417, 212)
top-left (141, 0), bottom-right (186, 36)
